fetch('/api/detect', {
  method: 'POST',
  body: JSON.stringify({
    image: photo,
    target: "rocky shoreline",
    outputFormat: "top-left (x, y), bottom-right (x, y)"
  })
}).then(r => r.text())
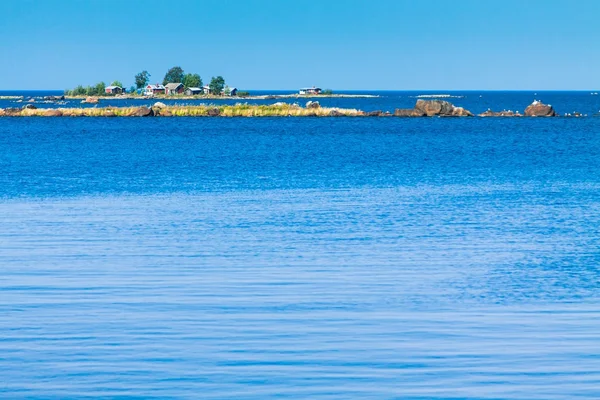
top-left (0, 99), bottom-right (592, 118)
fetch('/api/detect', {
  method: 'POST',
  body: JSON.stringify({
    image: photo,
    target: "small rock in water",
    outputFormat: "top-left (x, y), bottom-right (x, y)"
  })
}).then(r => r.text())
top-left (82, 96), bottom-right (99, 104)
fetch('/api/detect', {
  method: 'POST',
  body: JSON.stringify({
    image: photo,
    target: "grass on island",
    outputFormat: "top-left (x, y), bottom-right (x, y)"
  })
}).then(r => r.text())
top-left (2, 104), bottom-right (363, 117)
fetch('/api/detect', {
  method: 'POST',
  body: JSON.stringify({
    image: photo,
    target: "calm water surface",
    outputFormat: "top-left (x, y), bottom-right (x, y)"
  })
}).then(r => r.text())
top-left (1, 115), bottom-right (600, 398)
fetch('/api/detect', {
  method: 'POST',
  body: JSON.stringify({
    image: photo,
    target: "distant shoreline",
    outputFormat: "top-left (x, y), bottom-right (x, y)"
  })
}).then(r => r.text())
top-left (1, 94), bottom-right (379, 101)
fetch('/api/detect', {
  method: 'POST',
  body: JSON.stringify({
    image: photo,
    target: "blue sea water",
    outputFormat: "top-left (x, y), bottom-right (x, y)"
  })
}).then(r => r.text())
top-left (1, 98), bottom-right (600, 398)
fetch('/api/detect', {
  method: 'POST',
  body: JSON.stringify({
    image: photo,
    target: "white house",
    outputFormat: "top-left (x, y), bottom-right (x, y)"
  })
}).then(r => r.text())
top-left (299, 86), bottom-right (322, 95)
top-left (144, 84), bottom-right (166, 96)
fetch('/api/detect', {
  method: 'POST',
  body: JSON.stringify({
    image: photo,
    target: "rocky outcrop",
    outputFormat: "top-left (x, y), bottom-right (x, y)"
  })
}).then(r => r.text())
top-left (415, 99), bottom-right (453, 116)
top-left (450, 107), bottom-right (473, 117)
top-left (394, 108), bottom-right (426, 117)
top-left (43, 109), bottom-right (63, 117)
top-left (153, 102), bottom-right (167, 109)
top-left (130, 106), bottom-right (153, 117)
top-left (479, 109), bottom-right (522, 117)
top-left (44, 95), bottom-right (65, 101)
top-left (23, 104), bottom-right (37, 110)
top-left (4, 107), bottom-right (22, 115)
top-left (524, 100), bottom-right (556, 117)
top-left (329, 110), bottom-right (344, 117)
top-left (366, 110), bottom-right (384, 117)
top-left (414, 100), bottom-right (473, 117)
top-left (306, 101), bottom-right (320, 109)
top-left (393, 100), bottom-right (472, 117)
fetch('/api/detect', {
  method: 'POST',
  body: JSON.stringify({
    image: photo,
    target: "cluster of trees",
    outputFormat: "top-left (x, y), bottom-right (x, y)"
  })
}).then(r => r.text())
top-left (66, 66), bottom-right (240, 96)
top-left (65, 81), bottom-right (123, 96)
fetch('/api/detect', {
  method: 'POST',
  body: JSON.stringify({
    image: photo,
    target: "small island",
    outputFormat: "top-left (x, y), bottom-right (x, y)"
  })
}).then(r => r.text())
top-left (62, 66), bottom-right (376, 100)
top-left (0, 99), bottom-right (583, 118)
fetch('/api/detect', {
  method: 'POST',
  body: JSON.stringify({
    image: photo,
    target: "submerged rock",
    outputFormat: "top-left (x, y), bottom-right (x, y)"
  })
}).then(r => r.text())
top-left (479, 109), bottom-right (522, 117)
top-left (524, 100), bottom-right (556, 117)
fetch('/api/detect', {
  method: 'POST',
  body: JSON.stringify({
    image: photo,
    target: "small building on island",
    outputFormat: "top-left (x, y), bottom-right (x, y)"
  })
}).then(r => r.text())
top-left (145, 84), bottom-right (166, 96)
top-left (185, 87), bottom-right (203, 96)
top-left (223, 87), bottom-right (238, 96)
top-left (202, 85), bottom-right (212, 95)
top-left (105, 85), bottom-right (123, 95)
top-left (299, 86), bottom-right (322, 95)
top-left (165, 83), bottom-right (184, 95)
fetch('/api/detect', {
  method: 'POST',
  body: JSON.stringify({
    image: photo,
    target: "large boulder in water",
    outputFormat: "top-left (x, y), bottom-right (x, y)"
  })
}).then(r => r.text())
top-left (524, 100), bottom-right (556, 117)
top-left (415, 99), bottom-right (454, 116)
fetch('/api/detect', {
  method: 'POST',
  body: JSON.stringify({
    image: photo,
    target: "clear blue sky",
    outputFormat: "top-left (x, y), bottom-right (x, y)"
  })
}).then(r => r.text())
top-left (1, 0), bottom-right (599, 90)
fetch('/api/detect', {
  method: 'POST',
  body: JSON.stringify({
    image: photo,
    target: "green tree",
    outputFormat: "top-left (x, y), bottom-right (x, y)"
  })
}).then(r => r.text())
top-left (135, 70), bottom-right (150, 89)
top-left (68, 85), bottom-right (86, 96)
top-left (163, 66), bottom-right (185, 85)
top-left (129, 86), bottom-right (136, 94)
top-left (94, 82), bottom-right (106, 95)
top-left (209, 76), bottom-right (225, 95)
top-left (183, 73), bottom-right (202, 88)
top-left (110, 80), bottom-right (123, 88)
